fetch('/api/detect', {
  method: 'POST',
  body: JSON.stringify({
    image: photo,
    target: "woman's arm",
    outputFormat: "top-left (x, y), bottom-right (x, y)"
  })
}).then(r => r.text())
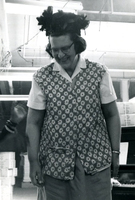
top-left (102, 101), bottom-right (121, 178)
top-left (26, 107), bottom-right (45, 186)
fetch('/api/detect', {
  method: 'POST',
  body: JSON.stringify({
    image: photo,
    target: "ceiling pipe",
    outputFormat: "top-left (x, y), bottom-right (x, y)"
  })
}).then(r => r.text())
top-left (79, 9), bottom-right (135, 16)
top-left (110, 0), bottom-right (114, 14)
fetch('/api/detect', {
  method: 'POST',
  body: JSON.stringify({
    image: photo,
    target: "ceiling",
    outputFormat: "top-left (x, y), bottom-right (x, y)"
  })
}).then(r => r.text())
top-left (5, 0), bottom-right (135, 23)
top-left (1, 0), bottom-right (135, 70)
top-left (80, 0), bottom-right (135, 23)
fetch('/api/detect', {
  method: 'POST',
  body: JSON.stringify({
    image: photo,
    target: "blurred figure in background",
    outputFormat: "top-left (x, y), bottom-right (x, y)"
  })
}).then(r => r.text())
top-left (0, 101), bottom-right (27, 187)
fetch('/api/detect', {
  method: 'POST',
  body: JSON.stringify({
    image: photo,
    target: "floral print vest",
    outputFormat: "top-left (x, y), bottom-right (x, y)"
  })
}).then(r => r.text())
top-left (34, 59), bottom-right (112, 180)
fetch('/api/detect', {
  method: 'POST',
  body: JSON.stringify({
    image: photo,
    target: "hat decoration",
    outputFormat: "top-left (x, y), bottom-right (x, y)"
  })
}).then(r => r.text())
top-left (37, 6), bottom-right (89, 36)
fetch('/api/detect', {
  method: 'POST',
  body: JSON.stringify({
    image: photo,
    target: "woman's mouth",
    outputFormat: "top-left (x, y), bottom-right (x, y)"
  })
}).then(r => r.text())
top-left (60, 57), bottom-right (69, 63)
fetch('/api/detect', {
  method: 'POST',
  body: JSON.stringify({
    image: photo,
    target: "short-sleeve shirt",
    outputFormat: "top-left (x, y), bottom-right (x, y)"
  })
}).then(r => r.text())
top-left (27, 56), bottom-right (117, 109)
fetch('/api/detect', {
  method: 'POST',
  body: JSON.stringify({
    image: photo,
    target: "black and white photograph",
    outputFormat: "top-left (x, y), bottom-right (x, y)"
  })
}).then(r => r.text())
top-left (0, 0), bottom-right (135, 200)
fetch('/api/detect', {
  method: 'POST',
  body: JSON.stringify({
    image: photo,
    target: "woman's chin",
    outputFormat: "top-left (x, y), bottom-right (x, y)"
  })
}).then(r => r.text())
top-left (60, 61), bottom-right (70, 69)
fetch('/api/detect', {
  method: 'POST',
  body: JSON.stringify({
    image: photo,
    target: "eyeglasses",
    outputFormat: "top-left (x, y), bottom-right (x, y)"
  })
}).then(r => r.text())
top-left (51, 42), bottom-right (74, 55)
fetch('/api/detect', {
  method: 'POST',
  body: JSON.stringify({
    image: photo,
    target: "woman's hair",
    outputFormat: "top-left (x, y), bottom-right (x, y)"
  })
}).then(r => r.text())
top-left (37, 6), bottom-right (89, 57)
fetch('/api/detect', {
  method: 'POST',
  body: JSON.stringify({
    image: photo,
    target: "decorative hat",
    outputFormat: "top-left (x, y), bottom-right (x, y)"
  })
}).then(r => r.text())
top-left (37, 6), bottom-right (89, 36)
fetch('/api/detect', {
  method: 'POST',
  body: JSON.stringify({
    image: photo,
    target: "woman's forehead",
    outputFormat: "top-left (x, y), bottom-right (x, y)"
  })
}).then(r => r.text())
top-left (50, 34), bottom-right (72, 46)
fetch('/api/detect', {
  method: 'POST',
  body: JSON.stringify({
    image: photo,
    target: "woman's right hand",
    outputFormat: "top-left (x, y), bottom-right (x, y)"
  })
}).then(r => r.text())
top-left (29, 160), bottom-right (44, 187)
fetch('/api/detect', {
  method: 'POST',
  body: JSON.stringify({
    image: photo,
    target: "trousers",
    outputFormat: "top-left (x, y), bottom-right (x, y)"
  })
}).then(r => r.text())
top-left (43, 157), bottom-right (112, 200)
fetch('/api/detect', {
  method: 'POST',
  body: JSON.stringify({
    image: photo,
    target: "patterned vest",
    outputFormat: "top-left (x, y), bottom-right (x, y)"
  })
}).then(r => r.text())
top-left (34, 59), bottom-right (112, 180)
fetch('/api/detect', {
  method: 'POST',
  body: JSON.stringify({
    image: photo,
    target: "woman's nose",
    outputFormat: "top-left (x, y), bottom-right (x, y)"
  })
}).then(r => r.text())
top-left (57, 49), bottom-right (65, 58)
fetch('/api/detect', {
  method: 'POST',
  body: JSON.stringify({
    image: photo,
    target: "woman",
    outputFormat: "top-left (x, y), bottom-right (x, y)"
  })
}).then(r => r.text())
top-left (26, 7), bottom-right (121, 200)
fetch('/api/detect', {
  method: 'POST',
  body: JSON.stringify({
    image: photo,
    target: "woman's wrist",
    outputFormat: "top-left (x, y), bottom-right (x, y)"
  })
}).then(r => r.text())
top-left (4, 119), bottom-right (17, 134)
top-left (7, 119), bottom-right (18, 127)
top-left (112, 150), bottom-right (120, 154)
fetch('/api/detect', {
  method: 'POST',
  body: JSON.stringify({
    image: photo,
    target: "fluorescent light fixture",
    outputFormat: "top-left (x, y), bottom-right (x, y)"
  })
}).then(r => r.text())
top-left (0, 67), bottom-right (37, 81)
top-left (0, 95), bottom-right (29, 101)
top-left (5, 0), bottom-right (83, 15)
top-left (1, 67), bottom-right (135, 82)
top-left (5, 4), bottom-right (46, 15)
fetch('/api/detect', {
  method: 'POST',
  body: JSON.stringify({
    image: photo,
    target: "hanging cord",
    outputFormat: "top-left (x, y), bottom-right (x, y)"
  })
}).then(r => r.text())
top-left (17, 50), bottom-right (33, 65)
top-left (99, 0), bottom-right (109, 31)
top-left (15, 31), bottom-right (40, 66)
top-left (62, 0), bottom-right (70, 9)
top-left (16, 31), bottom-right (40, 51)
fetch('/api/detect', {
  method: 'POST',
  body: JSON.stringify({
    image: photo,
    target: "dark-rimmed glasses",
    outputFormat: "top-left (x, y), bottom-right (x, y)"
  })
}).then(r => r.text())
top-left (51, 42), bottom-right (74, 55)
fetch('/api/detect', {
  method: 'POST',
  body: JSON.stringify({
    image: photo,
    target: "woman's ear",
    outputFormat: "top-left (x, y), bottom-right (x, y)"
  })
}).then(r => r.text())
top-left (74, 36), bottom-right (86, 54)
top-left (46, 43), bottom-right (54, 58)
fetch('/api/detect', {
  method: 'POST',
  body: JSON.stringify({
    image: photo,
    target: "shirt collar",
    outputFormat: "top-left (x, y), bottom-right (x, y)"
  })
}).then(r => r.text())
top-left (53, 55), bottom-right (86, 82)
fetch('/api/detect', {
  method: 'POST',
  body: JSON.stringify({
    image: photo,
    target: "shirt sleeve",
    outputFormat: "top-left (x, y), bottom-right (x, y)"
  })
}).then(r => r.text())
top-left (100, 71), bottom-right (117, 104)
top-left (27, 78), bottom-right (46, 110)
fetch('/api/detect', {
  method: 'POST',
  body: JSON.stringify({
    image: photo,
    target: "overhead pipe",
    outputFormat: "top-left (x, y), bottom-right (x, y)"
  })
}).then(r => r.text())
top-left (79, 10), bottom-right (135, 16)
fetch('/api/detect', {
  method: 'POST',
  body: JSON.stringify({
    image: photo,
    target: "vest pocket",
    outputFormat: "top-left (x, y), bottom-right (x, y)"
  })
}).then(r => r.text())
top-left (43, 147), bottom-right (76, 180)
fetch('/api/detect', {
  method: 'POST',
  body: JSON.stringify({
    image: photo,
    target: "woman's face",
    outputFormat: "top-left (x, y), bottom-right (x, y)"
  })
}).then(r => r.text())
top-left (50, 34), bottom-right (78, 73)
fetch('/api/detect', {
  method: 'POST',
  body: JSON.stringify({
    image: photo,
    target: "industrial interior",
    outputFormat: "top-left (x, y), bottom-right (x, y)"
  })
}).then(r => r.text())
top-left (0, 0), bottom-right (135, 200)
